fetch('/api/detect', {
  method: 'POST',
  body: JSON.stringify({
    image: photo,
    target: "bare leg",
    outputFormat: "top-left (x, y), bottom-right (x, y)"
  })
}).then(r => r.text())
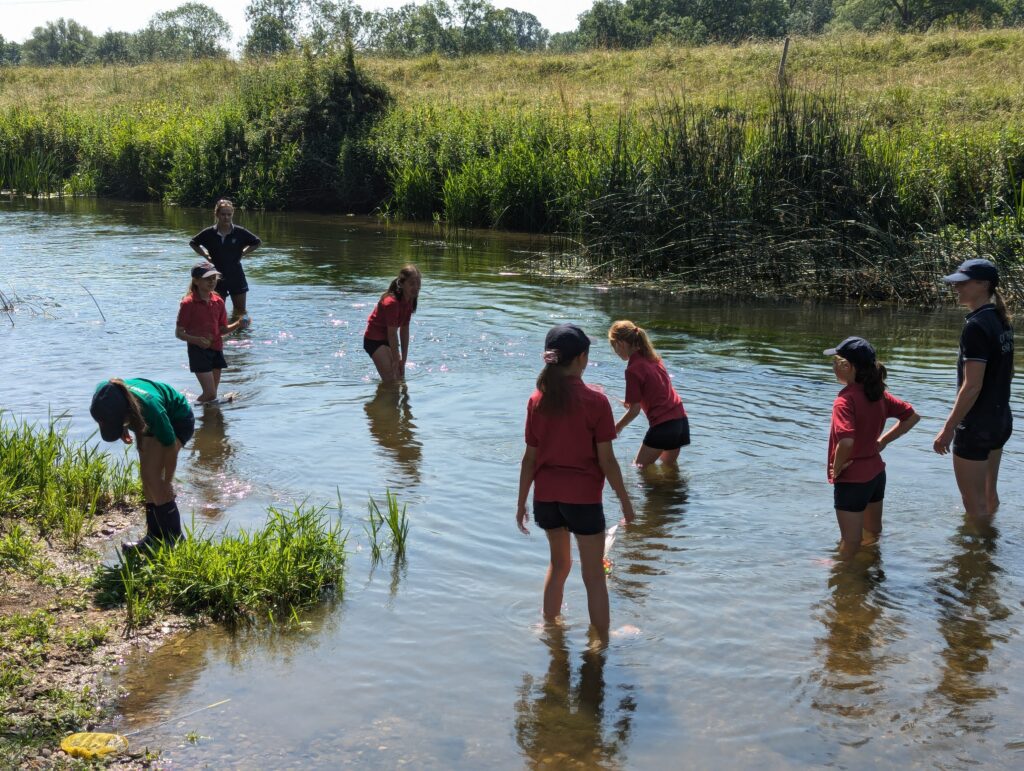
top-left (195, 371), bottom-right (218, 402)
top-left (138, 436), bottom-right (174, 505)
top-left (835, 508), bottom-right (863, 560)
top-left (371, 345), bottom-right (397, 383)
top-left (213, 368), bottom-right (222, 394)
top-left (985, 448), bottom-right (1003, 514)
top-left (633, 443), bottom-right (663, 468)
top-left (543, 528), bottom-right (572, 621)
top-left (158, 441), bottom-right (182, 506)
top-left (230, 291), bottom-right (247, 320)
top-left (953, 454), bottom-right (992, 524)
top-left (575, 531), bottom-right (610, 637)
top-left (659, 448), bottom-right (681, 465)
top-left (861, 500), bottom-right (883, 545)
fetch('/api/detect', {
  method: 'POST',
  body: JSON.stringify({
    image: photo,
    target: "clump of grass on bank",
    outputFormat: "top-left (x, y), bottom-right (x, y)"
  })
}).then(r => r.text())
top-left (94, 504), bottom-right (348, 628)
top-left (0, 416), bottom-right (140, 550)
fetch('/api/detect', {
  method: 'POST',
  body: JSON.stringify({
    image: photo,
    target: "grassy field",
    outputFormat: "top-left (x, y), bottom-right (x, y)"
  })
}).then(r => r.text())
top-left (1, 30), bottom-right (1023, 301)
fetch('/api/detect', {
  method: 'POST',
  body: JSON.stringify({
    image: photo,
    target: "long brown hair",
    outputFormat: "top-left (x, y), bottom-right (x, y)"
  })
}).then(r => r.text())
top-left (607, 320), bottom-right (660, 362)
top-left (380, 264), bottom-right (420, 313)
top-left (852, 361), bottom-right (889, 402)
top-left (992, 286), bottom-right (1012, 327)
top-left (108, 378), bottom-right (148, 435)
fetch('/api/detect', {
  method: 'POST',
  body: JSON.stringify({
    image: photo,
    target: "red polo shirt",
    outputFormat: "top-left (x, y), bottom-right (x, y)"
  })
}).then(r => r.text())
top-left (828, 384), bottom-right (915, 483)
top-left (364, 295), bottom-right (414, 341)
top-left (525, 377), bottom-right (617, 504)
top-left (624, 352), bottom-right (686, 427)
top-left (176, 292), bottom-right (227, 351)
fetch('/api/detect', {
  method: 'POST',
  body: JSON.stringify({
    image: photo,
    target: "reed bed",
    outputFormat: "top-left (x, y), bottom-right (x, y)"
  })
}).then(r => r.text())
top-left (0, 416), bottom-right (141, 549)
top-left (94, 504), bottom-right (348, 628)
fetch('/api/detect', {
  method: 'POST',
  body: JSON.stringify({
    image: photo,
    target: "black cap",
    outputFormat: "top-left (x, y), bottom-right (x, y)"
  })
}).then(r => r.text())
top-left (942, 258), bottom-right (999, 286)
top-left (823, 336), bottom-right (876, 369)
top-left (90, 382), bottom-right (128, 442)
top-left (544, 324), bottom-right (591, 363)
top-left (191, 261), bottom-right (221, 280)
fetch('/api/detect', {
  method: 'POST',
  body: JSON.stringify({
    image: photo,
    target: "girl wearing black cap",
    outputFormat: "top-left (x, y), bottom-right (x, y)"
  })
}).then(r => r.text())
top-left (825, 337), bottom-right (919, 559)
top-left (516, 324), bottom-right (636, 638)
top-left (934, 259), bottom-right (1014, 522)
top-left (89, 378), bottom-right (194, 553)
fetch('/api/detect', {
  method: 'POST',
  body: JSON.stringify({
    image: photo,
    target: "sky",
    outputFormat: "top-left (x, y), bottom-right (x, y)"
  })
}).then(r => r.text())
top-left (0, 0), bottom-right (594, 45)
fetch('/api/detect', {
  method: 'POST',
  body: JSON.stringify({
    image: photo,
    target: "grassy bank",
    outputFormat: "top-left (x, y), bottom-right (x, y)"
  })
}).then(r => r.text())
top-left (2, 30), bottom-right (1023, 300)
top-left (0, 420), bottom-right (353, 766)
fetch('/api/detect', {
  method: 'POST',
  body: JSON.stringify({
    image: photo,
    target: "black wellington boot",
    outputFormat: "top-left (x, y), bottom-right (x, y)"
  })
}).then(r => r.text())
top-left (121, 502), bottom-right (159, 555)
top-left (153, 500), bottom-right (184, 545)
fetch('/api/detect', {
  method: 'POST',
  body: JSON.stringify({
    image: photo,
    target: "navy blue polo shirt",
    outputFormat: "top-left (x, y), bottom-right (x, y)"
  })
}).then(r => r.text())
top-left (189, 225), bottom-right (261, 291)
top-left (957, 303), bottom-right (1014, 425)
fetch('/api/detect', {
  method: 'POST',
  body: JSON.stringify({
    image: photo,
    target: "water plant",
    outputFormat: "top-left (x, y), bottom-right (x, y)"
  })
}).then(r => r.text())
top-left (366, 490), bottom-right (409, 558)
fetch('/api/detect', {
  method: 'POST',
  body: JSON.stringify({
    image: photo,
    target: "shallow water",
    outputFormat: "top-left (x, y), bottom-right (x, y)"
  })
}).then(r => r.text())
top-left (2, 198), bottom-right (1023, 769)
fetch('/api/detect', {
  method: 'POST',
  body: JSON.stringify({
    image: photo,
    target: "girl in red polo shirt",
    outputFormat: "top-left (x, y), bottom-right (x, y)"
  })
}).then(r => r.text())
top-left (607, 320), bottom-right (689, 468)
top-left (517, 324), bottom-right (636, 638)
top-left (176, 261), bottom-right (249, 404)
top-left (363, 264), bottom-right (421, 383)
top-left (824, 336), bottom-right (920, 559)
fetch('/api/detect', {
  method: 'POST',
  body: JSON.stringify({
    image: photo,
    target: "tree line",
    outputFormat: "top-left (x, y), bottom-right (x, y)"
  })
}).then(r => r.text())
top-left (2, 0), bottom-right (1024, 66)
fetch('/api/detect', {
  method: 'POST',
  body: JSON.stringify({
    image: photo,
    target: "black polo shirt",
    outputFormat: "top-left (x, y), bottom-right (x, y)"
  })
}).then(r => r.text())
top-left (957, 303), bottom-right (1014, 426)
top-left (189, 225), bottom-right (261, 289)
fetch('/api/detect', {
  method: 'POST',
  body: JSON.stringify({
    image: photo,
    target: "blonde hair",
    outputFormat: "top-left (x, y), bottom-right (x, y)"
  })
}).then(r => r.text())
top-left (214, 198), bottom-right (234, 216)
top-left (607, 320), bottom-right (660, 362)
top-left (108, 378), bottom-right (148, 436)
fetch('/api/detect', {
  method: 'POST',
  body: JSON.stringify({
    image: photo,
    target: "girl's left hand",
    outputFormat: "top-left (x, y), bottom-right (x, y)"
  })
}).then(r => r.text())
top-left (933, 427), bottom-right (954, 455)
top-left (121, 430), bottom-right (133, 445)
top-left (516, 504), bottom-right (529, 535)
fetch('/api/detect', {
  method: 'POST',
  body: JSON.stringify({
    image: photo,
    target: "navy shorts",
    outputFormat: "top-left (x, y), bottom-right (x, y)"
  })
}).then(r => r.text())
top-left (188, 344), bottom-right (228, 373)
top-left (643, 416), bottom-right (691, 451)
top-left (834, 470), bottom-right (886, 513)
top-left (363, 336), bottom-right (389, 358)
top-left (534, 501), bottom-right (605, 536)
top-left (215, 276), bottom-right (248, 299)
top-left (953, 418), bottom-right (1012, 461)
top-left (143, 413), bottom-right (194, 448)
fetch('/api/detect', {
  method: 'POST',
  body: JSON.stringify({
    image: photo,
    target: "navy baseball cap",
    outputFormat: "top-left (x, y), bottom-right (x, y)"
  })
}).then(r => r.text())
top-left (942, 258), bottom-right (999, 286)
top-left (544, 324), bottom-right (591, 363)
top-left (824, 336), bottom-right (876, 369)
top-left (90, 381), bottom-right (128, 442)
top-left (191, 261), bottom-right (221, 280)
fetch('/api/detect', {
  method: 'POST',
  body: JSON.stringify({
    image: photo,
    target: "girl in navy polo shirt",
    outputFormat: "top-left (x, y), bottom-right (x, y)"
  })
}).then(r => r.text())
top-left (363, 264), bottom-right (421, 383)
top-left (517, 324), bottom-right (635, 638)
top-left (189, 199), bottom-right (261, 320)
top-left (824, 337), bottom-right (920, 559)
top-left (176, 261), bottom-right (249, 404)
top-left (607, 320), bottom-right (689, 468)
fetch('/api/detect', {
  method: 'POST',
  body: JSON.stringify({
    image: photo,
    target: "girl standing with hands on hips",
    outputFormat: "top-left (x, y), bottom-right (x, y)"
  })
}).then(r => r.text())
top-left (89, 378), bottom-right (194, 554)
top-left (934, 259), bottom-right (1014, 523)
top-left (176, 261), bottom-right (249, 404)
top-left (189, 199), bottom-right (261, 320)
top-left (363, 264), bottom-right (421, 383)
top-left (607, 320), bottom-right (689, 467)
top-left (517, 324), bottom-right (635, 639)
top-left (825, 337), bottom-right (919, 559)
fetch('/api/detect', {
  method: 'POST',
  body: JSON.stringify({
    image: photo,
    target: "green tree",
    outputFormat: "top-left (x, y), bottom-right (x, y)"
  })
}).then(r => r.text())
top-left (832, 0), bottom-right (1002, 29)
top-left (149, 2), bottom-right (231, 59)
top-left (244, 14), bottom-right (297, 56)
top-left (94, 29), bottom-right (136, 64)
top-left (0, 35), bottom-right (22, 65)
top-left (22, 18), bottom-right (96, 65)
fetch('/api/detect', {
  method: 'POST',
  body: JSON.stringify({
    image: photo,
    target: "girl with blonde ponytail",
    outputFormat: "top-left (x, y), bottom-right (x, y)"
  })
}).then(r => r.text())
top-left (607, 320), bottom-right (689, 468)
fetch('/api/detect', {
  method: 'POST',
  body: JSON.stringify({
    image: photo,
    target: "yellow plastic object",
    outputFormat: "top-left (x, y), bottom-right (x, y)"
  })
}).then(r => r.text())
top-left (60, 732), bottom-right (129, 759)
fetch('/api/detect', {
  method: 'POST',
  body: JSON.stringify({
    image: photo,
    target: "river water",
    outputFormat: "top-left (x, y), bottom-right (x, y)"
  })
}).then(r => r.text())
top-left (2, 198), bottom-right (1023, 769)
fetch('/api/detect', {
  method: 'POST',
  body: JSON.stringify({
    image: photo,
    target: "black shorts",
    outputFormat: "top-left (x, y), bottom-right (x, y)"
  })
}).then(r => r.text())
top-left (533, 501), bottom-right (605, 536)
top-left (188, 344), bottom-right (228, 373)
top-left (143, 413), bottom-right (195, 448)
top-left (215, 276), bottom-right (248, 299)
top-left (643, 416), bottom-right (691, 451)
top-left (953, 418), bottom-right (1012, 461)
top-left (363, 336), bottom-right (389, 358)
top-left (834, 470), bottom-right (886, 513)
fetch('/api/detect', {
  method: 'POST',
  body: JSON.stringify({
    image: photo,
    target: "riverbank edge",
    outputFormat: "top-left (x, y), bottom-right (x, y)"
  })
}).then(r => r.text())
top-left (1, 504), bottom-right (193, 770)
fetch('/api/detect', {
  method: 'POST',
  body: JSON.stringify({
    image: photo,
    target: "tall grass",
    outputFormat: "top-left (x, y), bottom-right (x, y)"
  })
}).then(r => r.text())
top-left (94, 504), bottom-right (347, 628)
top-left (0, 416), bottom-right (141, 548)
top-left (366, 490), bottom-right (409, 559)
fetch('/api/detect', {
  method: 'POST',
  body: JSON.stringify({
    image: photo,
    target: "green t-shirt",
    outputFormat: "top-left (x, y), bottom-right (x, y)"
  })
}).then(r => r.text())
top-left (94, 379), bottom-right (192, 446)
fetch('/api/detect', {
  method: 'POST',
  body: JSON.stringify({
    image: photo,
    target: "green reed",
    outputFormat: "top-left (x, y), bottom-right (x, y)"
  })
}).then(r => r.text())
top-left (0, 416), bottom-right (141, 549)
top-left (366, 490), bottom-right (409, 558)
top-left (93, 504), bottom-right (347, 628)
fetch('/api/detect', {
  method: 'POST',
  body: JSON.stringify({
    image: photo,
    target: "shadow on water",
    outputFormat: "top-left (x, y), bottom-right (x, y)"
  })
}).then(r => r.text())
top-left (364, 382), bottom-right (422, 484)
top-left (930, 517), bottom-right (1011, 731)
top-left (514, 624), bottom-right (636, 770)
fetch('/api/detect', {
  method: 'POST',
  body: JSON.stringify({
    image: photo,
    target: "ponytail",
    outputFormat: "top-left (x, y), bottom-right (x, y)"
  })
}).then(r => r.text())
top-left (993, 287), bottom-right (1012, 328)
top-left (535, 362), bottom-right (573, 415)
top-left (855, 362), bottom-right (888, 402)
top-left (607, 319), bottom-right (660, 362)
top-left (380, 264), bottom-right (420, 313)
top-left (108, 378), bottom-right (148, 435)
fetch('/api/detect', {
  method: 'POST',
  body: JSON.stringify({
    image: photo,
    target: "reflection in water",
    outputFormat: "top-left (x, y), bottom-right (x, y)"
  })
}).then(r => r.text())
top-left (811, 553), bottom-right (903, 721)
top-left (364, 382), bottom-right (422, 483)
top-left (514, 625), bottom-right (635, 770)
top-left (932, 518), bottom-right (1011, 728)
top-left (614, 466), bottom-right (689, 604)
top-left (187, 408), bottom-right (249, 519)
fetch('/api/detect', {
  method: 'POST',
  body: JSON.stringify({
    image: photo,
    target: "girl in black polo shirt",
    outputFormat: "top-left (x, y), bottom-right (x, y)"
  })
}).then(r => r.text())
top-left (189, 199), bottom-right (261, 320)
top-left (934, 259), bottom-right (1015, 522)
